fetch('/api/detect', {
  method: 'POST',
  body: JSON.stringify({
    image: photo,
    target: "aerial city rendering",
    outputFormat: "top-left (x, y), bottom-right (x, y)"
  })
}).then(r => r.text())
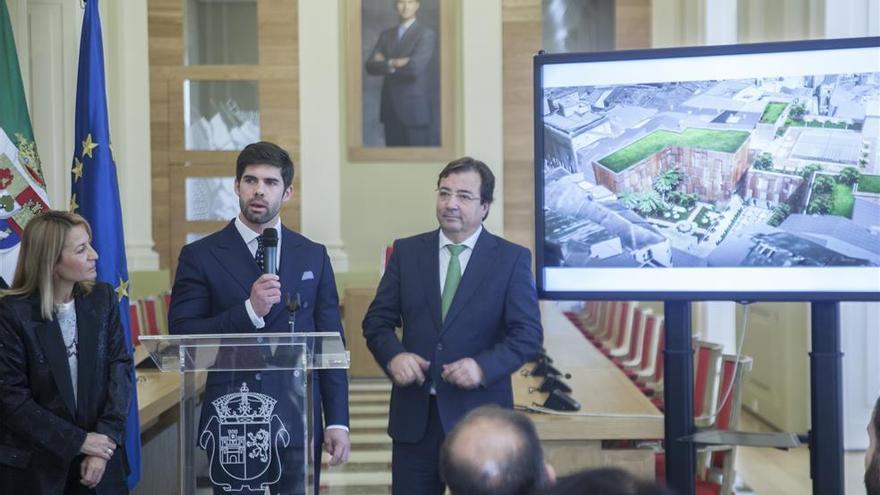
top-left (541, 72), bottom-right (880, 268)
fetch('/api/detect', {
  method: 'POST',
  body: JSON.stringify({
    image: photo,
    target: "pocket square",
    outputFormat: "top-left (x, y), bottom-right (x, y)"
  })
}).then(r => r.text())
top-left (301, 271), bottom-right (314, 281)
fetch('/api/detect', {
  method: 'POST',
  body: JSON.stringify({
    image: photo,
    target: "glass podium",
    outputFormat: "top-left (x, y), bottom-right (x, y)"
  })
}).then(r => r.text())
top-left (140, 333), bottom-right (349, 495)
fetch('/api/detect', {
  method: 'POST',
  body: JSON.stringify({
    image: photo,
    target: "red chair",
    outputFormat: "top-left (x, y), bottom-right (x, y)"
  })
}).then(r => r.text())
top-left (617, 307), bottom-right (648, 369)
top-left (129, 302), bottom-right (143, 346)
top-left (140, 298), bottom-right (161, 336)
top-left (591, 300), bottom-right (619, 345)
top-left (597, 301), bottom-right (629, 356)
top-left (639, 319), bottom-right (664, 399)
top-left (654, 339), bottom-right (722, 479)
top-left (610, 302), bottom-right (638, 358)
top-left (695, 354), bottom-right (753, 495)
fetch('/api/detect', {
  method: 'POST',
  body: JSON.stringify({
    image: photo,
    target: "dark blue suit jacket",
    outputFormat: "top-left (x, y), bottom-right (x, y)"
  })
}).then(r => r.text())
top-left (363, 229), bottom-right (542, 442)
top-left (365, 20), bottom-right (436, 128)
top-left (168, 220), bottom-right (349, 436)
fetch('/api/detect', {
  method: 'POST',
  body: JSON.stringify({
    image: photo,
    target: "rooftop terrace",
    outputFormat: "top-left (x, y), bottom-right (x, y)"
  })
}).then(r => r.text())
top-left (597, 128), bottom-right (751, 173)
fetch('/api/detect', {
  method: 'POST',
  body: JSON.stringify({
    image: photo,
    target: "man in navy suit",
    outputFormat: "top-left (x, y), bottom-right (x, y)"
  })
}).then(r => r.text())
top-left (169, 142), bottom-right (350, 494)
top-left (363, 156), bottom-right (543, 495)
top-left (365, 0), bottom-right (438, 146)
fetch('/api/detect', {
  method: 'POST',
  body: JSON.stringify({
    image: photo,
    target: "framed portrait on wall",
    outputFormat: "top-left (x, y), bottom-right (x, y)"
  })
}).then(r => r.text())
top-left (346, 0), bottom-right (457, 161)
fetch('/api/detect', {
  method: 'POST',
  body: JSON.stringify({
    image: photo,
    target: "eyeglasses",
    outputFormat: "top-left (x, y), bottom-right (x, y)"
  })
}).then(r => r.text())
top-left (436, 189), bottom-right (481, 203)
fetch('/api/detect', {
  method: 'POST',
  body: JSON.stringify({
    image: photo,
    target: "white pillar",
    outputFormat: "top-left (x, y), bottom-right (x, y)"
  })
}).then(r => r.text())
top-left (824, 0), bottom-right (880, 37)
top-left (298, 0), bottom-right (349, 271)
top-left (106, 0), bottom-right (159, 270)
top-left (703, 0), bottom-right (737, 45)
top-left (462, 0), bottom-right (504, 234)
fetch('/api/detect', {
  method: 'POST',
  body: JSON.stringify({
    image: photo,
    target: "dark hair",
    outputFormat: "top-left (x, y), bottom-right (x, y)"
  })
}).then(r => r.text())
top-left (868, 396), bottom-right (880, 495)
top-left (437, 156), bottom-right (495, 205)
top-left (542, 467), bottom-right (673, 495)
top-left (439, 405), bottom-right (546, 495)
top-left (236, 141), bottom-right (294, 189)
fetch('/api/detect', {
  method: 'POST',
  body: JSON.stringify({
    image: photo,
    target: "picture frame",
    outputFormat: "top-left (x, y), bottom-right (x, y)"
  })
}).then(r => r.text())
top-left (346, 0), bottom-right (457, 162)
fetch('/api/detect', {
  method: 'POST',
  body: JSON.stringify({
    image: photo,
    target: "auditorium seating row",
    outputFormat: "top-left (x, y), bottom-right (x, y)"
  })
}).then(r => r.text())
top-left (567, 301), bottom-right (753, 495)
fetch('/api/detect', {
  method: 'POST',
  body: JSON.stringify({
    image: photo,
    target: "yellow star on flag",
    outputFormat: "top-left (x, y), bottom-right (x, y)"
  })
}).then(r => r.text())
top-left (72, 158), bottom-right (84, 182)
top-left (69, 194), bottom-right (78, 212)
top-left (81, 133), bottom-right (98, 159)
top-left (115, 278), bottom-right (130, 302)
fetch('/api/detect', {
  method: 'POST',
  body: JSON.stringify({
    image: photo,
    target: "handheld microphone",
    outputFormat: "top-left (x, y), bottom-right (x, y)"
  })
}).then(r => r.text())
top-left (262, 228), bottom-right (278, 274)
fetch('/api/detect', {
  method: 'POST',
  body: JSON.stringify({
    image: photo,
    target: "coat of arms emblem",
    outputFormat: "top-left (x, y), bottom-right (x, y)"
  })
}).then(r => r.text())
top-left (200, 382), bottom-right (291, 492)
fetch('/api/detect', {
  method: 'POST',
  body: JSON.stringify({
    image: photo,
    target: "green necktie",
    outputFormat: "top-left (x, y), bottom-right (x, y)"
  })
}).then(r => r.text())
top-left (441, 244), bottom-right (467, 321)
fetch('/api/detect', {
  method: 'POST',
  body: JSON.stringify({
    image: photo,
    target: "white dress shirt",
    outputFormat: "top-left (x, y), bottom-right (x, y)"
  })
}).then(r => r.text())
top-left (235, 216), bottom-right (280, 329)
top-left (438, 225), bottom-right (482, 294)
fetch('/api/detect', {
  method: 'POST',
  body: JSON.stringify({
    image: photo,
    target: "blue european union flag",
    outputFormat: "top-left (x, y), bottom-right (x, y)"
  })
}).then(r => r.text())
top-left (71, 0), bottom-right (141, 488)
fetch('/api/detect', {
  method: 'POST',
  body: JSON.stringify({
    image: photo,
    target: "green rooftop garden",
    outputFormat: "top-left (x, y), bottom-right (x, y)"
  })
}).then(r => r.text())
top-left (859, 175), bottom-right (880, 194)
top-left (760, 102), bottom-right (787, 124)
top-left (597, 128), bottom-right (750, 173)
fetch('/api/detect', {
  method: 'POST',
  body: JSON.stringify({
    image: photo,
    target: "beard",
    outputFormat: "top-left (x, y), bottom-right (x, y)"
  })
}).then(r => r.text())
top-left (240, 198), bottom-right (280, 226)
top-left (868, 450), bottom-right (880, 495)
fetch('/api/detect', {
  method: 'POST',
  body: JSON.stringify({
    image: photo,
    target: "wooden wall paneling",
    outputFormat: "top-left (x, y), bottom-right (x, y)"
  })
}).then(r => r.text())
top-left (616, 0), bottom-right (652, 49)
top-left (148, 0), bottom-right (301, 270)
top-left (501, 0), bottom-right (541, 252)
top-left (501, 0), bottom-right (652, 255)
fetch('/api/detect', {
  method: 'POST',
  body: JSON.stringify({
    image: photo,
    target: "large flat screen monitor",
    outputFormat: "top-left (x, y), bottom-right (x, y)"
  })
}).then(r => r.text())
top-left (534, 37), bottom-right (880, 301)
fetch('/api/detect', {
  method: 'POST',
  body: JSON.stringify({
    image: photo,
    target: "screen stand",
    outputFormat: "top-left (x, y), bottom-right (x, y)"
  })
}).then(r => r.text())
top-left (663, 300), bottom-right (695, 495)
top-left (809, 301), bottom-right (844, 495)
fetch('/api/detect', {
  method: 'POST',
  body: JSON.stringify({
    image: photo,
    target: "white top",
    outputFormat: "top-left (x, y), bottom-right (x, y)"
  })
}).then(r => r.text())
top-left (55, 299), bottom-right (78, 404)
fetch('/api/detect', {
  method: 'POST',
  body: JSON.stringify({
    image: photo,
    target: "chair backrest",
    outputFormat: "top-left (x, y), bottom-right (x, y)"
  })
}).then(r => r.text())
top-left (651, 318), bottom-right (665, 384)
top-left (614, 301), bottom-right (637, 350)
top-left (598, 300), bottom-right (620, 341)
top-left (129, 302), bottom-right (143, 345)
top-left (694, 341), bottom-right (723, 418)
top-left (606, 301), bottom-right (630, 349)
top-left (140, 298), bottom-right (161, 336)
top-left (636, 312), bottom-right (657, 374)
top-left (624, 307), bottom-right (648, 363)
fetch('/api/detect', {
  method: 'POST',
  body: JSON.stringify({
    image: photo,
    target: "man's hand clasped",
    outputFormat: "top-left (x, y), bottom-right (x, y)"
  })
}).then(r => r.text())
top-left (387, 353), bottom-right (484, 390)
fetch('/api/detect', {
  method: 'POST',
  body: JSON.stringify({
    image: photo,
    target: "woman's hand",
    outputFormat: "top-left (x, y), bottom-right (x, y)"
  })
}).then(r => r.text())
top-left (80, 432), bottom-right (116, 460)
top-left (80, 455), bottom-right (108, 489)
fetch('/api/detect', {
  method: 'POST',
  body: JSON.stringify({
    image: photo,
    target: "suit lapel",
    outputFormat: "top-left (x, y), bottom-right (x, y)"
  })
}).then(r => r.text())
top-left (440, 229), bottom-right (498, 334)
top-left (210, 221), bottom-right (261, 296)
top-left (418, 231), bottom-right (442, 332)
top-left (75, 287), bottom-right (99, 421)
top-left (31, 299), bottom-right (77, 417)
top-left (265, 227), bottom-right (307, 330)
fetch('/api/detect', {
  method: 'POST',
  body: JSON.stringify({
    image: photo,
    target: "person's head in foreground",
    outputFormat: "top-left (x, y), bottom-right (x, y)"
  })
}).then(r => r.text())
top-left (541, 467), bottom-right (674, 495)
top-left (439, 405), bottom-right (555, 495)
top-left (867, 395), bottom-right (880, 495)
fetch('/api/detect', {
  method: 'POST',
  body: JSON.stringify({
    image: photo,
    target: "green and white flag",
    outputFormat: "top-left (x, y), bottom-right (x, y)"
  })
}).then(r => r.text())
top-left (0, 1), bottom-right (50, 284)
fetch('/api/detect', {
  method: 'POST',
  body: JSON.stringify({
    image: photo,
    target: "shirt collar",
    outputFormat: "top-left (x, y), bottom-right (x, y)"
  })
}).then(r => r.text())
top-left (439, 225), bottom-right (482, 252)
top-left (399, 18), bottom-right (416, 32)
top-left (234, 215), bottom-right (281, 245)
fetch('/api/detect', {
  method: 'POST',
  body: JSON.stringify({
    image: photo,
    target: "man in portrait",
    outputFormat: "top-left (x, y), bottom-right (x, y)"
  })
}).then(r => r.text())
top-left (364, 0), bottom-right (439, 147)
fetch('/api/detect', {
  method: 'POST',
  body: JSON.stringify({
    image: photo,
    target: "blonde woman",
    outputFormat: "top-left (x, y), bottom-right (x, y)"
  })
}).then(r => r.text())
top-left (0, 211), bottom-right (132, 494)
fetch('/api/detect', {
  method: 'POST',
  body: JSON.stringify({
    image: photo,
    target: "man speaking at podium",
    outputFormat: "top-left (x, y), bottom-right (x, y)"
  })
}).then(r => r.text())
top-left (363, 156), bottom-right (543, 495)
top-left (169, 142), bottom-right (350, 494)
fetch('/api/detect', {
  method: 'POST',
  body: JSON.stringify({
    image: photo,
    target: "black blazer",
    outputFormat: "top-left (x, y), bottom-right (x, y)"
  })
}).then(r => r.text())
top-left (0, 282), bottom-right (133, 495)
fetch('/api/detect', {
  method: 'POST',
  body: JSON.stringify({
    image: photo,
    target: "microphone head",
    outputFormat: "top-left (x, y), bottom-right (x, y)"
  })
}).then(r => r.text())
top-left (262, 228), bottom-right (279, 247)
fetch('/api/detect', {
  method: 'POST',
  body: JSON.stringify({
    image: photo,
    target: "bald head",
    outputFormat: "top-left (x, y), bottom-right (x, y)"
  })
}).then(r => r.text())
top-left (439, 406), bottom-right (548, 495)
